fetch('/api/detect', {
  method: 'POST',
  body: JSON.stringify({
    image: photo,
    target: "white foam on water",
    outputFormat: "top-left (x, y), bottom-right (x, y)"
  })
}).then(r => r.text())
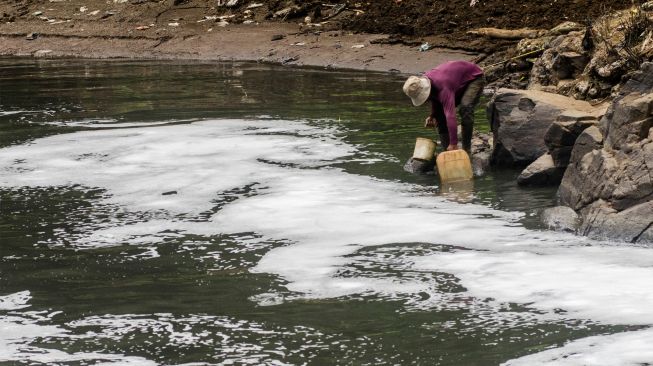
top-left (503, 327), bottom-right (653, 366)
top-left (0, 292), bottom-right (156, 365)
top-left (0, 291), bottom-right (31, 310)
top-left (2, 118), bottom-right (653, 363)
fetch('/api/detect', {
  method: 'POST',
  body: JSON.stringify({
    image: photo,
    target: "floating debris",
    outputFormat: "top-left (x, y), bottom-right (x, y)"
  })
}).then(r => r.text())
top-left (247, 3), bottom-right (264, 9)
top-left (79, 6), bottom-right (87, 13)
top-left (32, 11), bottom-right (43, 16)
top-left (168, 22), bottom-right (179, 27)
top-left (351, 44), bottom-right (365, 48)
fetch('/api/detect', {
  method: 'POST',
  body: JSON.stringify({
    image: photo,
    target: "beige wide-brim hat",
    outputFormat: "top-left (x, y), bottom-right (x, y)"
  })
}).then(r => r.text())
top-left (403, 75), bottom-right (431, 106)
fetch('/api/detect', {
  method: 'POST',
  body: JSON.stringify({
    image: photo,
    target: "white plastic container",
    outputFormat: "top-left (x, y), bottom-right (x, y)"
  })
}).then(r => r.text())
top-left (412, 137), bottom-right (437, 161)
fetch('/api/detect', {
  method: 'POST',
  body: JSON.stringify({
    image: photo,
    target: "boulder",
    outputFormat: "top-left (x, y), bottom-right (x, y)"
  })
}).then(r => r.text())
top-left (517, 153), bottom-right (565, 186)
top-left (557, 62), bottom-right (653, 243)
top-left (541, 206), bottom-right (580, 232)
top-left (471, 132), bottom-right (492, 177)
top-left (487, 88), bottom-right (600, 166)
top-left (601, 92), bottom-right (653, 150)
top-left (579, 200), bottom-right (653, 243)
top-left (544, 110), bottom-right (600, 167)
top-left (403, 157), bottom-right (435, 174)
top-left (568, 125), bottom-right (603, 165)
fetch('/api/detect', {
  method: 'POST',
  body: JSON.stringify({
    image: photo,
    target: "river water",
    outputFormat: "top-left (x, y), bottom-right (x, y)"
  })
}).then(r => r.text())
top-left (1, 58), bottom-right (652, 365)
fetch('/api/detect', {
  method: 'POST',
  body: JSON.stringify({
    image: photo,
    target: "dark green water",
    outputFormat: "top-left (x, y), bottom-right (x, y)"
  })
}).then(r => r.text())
top-left (0, 58), bottom-right (622, 365)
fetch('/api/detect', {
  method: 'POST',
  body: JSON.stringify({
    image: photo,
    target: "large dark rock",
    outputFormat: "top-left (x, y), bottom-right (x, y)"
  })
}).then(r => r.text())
top-left (544, 110), bottom-right (600, 168)
top-left (517, 153), bottom-right (565, 186)
top-left (487, 88), bottom-right (600, 166)
top-left (568, 125), bottom-right (603, 165)
top-left (557, 62), bottom-right (653, 243)
top-left (403, 157), bottom-right (435, 175)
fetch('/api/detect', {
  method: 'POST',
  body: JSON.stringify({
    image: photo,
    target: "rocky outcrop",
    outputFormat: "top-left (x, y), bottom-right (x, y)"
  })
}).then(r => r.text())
top-left (544, 110), bottom-right (601, 168)
top-left (557, 62), bottom-right (653, 243)
top-left (487, 88), bottom-right (600, 166)
top-left (529, 30), bottom-right (589, 91)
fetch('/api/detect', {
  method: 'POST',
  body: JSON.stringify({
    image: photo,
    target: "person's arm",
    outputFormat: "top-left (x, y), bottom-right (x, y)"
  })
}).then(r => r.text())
top-left (440, 90), bottom-right (459, 149)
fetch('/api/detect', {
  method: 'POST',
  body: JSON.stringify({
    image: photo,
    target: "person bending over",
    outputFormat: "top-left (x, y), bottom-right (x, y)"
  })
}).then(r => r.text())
top-left (403, 60), bottom-right (485, 152)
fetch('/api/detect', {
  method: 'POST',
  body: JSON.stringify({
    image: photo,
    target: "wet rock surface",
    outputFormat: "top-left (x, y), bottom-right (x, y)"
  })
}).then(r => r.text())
top-left (487, 88), bottom-right (600, 167)
top-left (403, 157), bottom-right (435, 175)
top-left (541, 206), bottom-right (580, 232)
top-left (517, 153), bottom-right (565, 186)
top-left (558, 62), bottom-right (653, 243)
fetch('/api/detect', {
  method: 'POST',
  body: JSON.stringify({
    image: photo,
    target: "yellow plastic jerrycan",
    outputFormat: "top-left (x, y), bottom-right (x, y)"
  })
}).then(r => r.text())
top-left (436, 150), bottom-right (473, 182)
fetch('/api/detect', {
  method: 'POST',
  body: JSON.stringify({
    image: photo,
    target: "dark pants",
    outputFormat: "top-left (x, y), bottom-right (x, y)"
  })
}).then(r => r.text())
top-left (436, 76), bottom-right (485, 152)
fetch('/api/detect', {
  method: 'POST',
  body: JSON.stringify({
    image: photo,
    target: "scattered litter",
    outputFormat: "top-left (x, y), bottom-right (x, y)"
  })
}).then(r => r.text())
top-left (32, 11), bottom-right (43, 16)
top-left (100, 11), bottom-right (115, 20)
top-left (168, 22), bottom-right (179, 27)
top-left (207, 28), bottom-right (213, 32)
top-left (33, 49), bottom-right (53, 57)
top-left (304, 16), bottom-right (311, 24)
top-left (242, 20), bottom-right (255, 24)
top-left (419, 42), bottom-right (432, 52)
top-left (226, 0), bottom-right (239, 7)
top-left (274, 6), bottom-right (299, 18)
top-left (89, 10), bottom-right (100, 16)
top-left (25, 32), bottom-right (38, 40)
top-left (197, 15), bottom-right (218, 22)
top-left (216, 20), bottom-right (229, 27)
top-left (324, 3), bottom-right (346, 19)
top-left (161, 190), bottom-right (177, 196)
top-left (49, 20), bottom-right (69, 25)
top-left (271, 34), bottom-right (284, 41)
top-left (281, 55), bottom-right (299, 64)
top-left (79, 6), bottom-right (87, 13)
top-left (291, 42), bottom-right (306, 46)
top-left (114, 0), bottom-right (128, 3)
top-left (247, 3), bottom-right (264, 9)
top-left (136, 25), bottom-right (150, 30)
top-left (351, 44), bottom-right (365, 48)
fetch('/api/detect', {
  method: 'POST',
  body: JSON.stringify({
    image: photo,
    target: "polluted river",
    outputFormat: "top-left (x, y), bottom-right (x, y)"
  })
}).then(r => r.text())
top-left (1, 58), bottom-right (653, 365)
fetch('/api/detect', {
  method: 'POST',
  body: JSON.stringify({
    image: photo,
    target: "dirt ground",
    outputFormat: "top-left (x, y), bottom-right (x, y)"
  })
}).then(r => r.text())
top-left (0, 0), bottom-right (637, 72)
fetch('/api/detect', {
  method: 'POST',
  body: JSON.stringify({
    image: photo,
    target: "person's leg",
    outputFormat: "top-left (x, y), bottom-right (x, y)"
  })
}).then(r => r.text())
top-left (458, 76), bottom-right (485, 152)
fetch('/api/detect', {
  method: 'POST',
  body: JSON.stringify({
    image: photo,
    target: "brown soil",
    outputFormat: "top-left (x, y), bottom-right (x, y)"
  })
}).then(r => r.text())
top-left (347, 1), bottom-right (635, 36)
top-left (0, 0), bottom-right (637, 71)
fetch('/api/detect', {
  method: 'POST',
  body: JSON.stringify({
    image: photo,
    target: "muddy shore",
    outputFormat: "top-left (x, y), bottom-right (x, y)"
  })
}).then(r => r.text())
top-left (0, 20), bottom-right (477, 74)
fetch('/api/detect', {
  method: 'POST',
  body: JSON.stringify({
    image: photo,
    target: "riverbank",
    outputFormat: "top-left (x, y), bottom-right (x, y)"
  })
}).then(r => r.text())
top-left (0, 20), bottom-right (477, 74)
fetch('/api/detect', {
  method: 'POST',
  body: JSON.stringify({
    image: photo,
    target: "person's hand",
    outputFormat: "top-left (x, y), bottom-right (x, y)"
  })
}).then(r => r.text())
top-left (424, 116), bottom-right (436, 128)
top-left (446, 144), bottom-right (458, 151)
